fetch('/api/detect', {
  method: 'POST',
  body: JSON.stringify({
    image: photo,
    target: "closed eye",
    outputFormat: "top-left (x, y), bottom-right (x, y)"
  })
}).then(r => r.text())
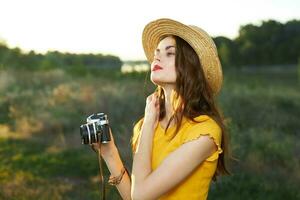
top-left (167, 52), bottom-right (175, 56)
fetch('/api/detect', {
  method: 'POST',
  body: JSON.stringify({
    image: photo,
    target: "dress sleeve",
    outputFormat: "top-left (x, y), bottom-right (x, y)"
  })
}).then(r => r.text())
top-left (131, 118), bottom-right (144, 154)
top-left (182, 119), bottom-right (223, 162)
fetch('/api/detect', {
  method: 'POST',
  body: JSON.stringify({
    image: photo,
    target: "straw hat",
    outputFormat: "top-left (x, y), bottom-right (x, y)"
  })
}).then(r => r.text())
top-left (142, 18), bottom-right (223, 96)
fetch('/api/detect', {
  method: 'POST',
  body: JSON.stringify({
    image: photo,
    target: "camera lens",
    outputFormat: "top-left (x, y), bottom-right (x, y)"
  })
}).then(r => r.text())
top-left (80, 123), bottom-right (99, 144)
top-left (80, 125), bottom-right (89, 144)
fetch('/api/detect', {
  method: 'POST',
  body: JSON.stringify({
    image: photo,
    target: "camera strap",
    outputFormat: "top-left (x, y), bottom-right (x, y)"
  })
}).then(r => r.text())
top-left (91, 145), bottom-right (106, 200)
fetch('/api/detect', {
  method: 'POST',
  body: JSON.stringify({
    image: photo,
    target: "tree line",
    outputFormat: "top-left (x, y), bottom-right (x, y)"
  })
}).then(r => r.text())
top-left (0, 45), bottom-right (122, 71)
top-left (214, 19), bottom-right (300, 67)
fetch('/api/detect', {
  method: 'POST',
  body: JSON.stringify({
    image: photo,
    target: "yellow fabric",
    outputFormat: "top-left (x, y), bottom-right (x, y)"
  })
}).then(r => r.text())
top-left (131, 115), bottom-right (222, 200)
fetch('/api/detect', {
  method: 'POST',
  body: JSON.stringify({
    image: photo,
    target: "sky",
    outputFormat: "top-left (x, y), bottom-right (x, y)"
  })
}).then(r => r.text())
top-left (0, 0), bottom-right (299, 61)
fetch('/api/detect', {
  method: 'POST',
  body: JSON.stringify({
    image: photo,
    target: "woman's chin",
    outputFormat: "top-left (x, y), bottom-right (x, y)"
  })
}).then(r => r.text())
top-left (151, 80), bottom-right (174, 88)
top-left (151, 79), bottom-right (162, 85)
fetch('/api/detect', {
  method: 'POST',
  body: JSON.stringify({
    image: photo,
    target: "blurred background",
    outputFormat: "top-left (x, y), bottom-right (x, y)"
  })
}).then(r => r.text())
top-left (0, 0), bottom-right (299, 199)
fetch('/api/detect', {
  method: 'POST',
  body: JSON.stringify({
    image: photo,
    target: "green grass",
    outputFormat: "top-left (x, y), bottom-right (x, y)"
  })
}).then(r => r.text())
top-left (0, 67), bottom-right (299, 199)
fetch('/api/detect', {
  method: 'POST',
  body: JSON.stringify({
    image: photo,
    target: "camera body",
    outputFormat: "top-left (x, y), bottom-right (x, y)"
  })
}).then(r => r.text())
top-left (80, 113), bottom-right (111, 145)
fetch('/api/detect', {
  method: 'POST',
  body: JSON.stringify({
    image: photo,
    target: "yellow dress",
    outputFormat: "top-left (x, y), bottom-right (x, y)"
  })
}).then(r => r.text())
top-left (131, 115), bottom-right (223, 200)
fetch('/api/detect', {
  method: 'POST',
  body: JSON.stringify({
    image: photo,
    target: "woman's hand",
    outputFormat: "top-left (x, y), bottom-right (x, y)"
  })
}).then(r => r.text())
top-left (143, 92), bottom-right (160, 130)
top-left (91, 127), bottom-right (117, 159)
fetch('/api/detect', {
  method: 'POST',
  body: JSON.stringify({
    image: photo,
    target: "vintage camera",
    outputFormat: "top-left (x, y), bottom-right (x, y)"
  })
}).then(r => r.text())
top-left (80, 113), bottom-right (111, 144)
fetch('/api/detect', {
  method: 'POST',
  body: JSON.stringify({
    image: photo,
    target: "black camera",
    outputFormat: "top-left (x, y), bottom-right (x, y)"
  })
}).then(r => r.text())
top-left (80, 113), bottom-right (111, 145)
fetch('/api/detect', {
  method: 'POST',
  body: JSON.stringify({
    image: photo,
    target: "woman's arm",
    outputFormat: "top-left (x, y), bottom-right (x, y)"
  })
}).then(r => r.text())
top-left (131, 120), bottom-right (155, 199)
top-left (103, 146), bottom-right (132, 200)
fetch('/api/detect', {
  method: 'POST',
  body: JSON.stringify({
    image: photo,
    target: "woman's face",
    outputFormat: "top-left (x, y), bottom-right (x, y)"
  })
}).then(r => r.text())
top-left (150, 36), bottom-right (176, 86)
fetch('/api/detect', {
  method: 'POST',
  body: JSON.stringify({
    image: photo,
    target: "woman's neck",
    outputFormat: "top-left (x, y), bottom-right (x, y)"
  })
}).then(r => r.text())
top-left (161, 85), bottom-right (176, 122)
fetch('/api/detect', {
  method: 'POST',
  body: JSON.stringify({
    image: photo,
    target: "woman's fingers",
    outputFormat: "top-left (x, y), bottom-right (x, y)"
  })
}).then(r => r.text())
top-left (145, 92), bottom-right (160, 116)
top-left (91, 143), bottom-right (100, 150)
top-left (146, 92), bottom-right (158, 105)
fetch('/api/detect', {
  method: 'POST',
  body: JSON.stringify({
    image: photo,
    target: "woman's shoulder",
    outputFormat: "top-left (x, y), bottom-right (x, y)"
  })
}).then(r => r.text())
top-left (181, 114), bottom-right (223, 162)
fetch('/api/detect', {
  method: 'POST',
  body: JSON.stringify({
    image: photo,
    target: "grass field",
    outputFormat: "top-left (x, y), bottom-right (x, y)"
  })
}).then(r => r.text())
top-left (0, 67), bottom-right (299, 199)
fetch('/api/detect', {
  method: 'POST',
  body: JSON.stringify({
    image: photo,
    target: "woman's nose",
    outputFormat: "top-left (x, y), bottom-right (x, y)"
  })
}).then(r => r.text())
top-left (154, 53), bottom-right (161, 62)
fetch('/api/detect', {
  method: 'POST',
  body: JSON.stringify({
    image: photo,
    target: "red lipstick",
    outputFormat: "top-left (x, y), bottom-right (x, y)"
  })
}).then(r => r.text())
top-left (152, 64), bottom-right (163, 71)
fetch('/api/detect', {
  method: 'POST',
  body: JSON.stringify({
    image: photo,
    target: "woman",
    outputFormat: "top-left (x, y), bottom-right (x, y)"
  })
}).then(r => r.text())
top-left (95, 18), bottom-right (230, 200)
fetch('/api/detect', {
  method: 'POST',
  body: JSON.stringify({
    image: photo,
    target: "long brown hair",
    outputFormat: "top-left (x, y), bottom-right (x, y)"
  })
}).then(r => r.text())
top-left (132, 35), bottom-right (230, 180)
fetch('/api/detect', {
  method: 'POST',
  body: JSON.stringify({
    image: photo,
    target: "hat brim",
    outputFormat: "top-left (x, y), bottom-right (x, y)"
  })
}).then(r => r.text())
top-left (142, 18), bottom-right (223, 96)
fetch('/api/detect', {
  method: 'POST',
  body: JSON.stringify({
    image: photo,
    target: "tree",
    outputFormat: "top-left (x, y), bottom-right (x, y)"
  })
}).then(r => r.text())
top-left (214, 36), bottom-right (239, 68)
